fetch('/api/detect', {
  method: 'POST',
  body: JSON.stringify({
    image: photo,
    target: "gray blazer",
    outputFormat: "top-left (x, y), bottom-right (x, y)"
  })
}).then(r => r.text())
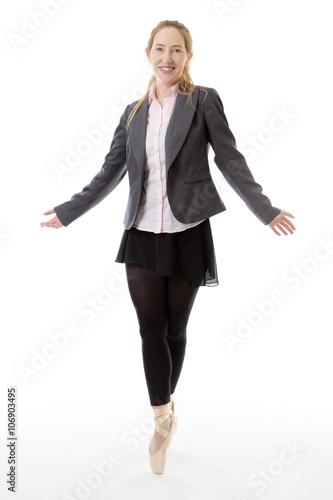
top-left (54, 85), bottom-right (280, 228)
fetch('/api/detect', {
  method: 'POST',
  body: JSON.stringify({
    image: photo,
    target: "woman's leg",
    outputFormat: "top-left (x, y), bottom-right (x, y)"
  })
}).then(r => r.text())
top-left (166, 275), bottom-right (199, 395)
top-left (125, 263), bottom-right (171, 406)
top-left (125, 263), bottom-right (200, 458)
top-left (125, 263), bottom-right (200, 405)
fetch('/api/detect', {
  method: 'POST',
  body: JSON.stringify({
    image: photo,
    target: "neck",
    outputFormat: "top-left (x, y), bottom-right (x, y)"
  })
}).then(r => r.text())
top-left (154, 80), bottom-right (179, 103)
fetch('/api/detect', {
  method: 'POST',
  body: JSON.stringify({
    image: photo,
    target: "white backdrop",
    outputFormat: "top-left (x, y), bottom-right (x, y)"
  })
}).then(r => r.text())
top-left (1, 1), bottom-right (332, 499)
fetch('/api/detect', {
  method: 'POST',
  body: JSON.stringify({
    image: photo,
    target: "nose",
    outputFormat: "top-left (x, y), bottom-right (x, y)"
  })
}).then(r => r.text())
top-left (162, 50), bottom-right (173, 62)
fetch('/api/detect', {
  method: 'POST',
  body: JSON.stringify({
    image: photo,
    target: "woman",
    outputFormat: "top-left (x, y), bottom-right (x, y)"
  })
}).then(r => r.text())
top-left (41, 20), bottom-right (295, 474)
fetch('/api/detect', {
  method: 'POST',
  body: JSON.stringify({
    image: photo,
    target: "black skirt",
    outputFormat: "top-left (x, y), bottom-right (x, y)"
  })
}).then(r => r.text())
top-left (114, 218), bottom-right (219, 288)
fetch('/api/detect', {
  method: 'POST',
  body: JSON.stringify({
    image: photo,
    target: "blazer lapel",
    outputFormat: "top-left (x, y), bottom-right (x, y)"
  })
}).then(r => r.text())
top-left (165, 85), bottom-right (199, 172)
top-left (129, 84), bottom-right (200, 174)
top-left (129, 96), bottom-right (148, 174)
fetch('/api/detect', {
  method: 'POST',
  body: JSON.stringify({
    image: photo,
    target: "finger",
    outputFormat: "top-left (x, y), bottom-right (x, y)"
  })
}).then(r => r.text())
top-left (271, 217), bottom-right (296, 234)
top-left (40, 219), bottom-right (61, 228)
top-left (43, 209), bottom-right (55, 215)
top-left (281, 213), bottom-right (296, 229)
top-left (282, 211), bottom-right (295, 218)
top-left (281, 217), bottom-right (296, 233)
top-left (285, 220), bottom-right (296, 231)
top-left (277, 223), bottom-right (288, 236)
top-left (270, 225), bottom-right (281, 236)
top-left (272, 222), bottom-right (288, 235)
top-left (280, 221), bottom-right (294, 235)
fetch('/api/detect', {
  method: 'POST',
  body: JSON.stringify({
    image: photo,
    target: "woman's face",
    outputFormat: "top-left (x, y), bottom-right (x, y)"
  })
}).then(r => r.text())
top-left (147, 27), bottom-right (192, 88)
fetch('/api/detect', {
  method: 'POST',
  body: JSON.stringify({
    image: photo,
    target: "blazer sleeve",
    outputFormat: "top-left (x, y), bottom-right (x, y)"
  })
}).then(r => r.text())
top-left (53, 104), bottom-right (130, 227)
top-left (203, 88), bottom-right (281, 225)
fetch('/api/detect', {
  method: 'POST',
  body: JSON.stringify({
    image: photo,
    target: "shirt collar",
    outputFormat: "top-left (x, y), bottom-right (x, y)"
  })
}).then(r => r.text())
top-left (148, 81), bottom-right (179, 105)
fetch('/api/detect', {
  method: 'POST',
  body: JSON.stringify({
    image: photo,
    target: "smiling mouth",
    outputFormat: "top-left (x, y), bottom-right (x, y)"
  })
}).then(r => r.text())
top-left (159, 67), bottom-right (175, 72)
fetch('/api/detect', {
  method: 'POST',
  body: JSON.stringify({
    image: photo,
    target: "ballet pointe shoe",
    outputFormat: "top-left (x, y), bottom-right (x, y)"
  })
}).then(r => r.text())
top-left (148, 401), bottom-right (178, 474)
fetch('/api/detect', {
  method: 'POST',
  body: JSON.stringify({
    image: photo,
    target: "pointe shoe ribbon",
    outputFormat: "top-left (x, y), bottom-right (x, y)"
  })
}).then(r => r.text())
top-left (154, 409), bottom-right (172, 438)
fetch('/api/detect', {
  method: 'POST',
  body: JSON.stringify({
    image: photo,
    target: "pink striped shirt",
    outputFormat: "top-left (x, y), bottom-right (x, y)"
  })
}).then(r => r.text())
top-left (133, 82), bottom-right (205, 233)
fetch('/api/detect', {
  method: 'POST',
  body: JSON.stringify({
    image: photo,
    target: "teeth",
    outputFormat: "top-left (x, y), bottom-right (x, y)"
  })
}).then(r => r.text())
top-left (160, 67), bottom-right (174, 70)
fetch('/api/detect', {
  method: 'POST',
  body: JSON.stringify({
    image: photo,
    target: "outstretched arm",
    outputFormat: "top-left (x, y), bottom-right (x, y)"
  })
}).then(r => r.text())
top-left (40, 104), bottom-right (130, 229)
top-left (203, 88), bottom-right (289, 226)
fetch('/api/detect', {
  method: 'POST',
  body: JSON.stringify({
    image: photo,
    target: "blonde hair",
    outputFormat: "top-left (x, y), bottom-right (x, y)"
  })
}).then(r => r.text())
top-left (126, 20), bottom-right (197, 130)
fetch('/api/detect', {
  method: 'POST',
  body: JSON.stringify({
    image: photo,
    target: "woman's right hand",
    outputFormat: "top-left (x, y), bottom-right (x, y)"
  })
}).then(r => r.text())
top-left (40, 209), bottom-right (64, 229)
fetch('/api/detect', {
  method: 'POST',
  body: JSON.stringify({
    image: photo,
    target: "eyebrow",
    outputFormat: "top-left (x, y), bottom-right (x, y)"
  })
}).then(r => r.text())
top-left (154, 44), bottom-right (183, 48)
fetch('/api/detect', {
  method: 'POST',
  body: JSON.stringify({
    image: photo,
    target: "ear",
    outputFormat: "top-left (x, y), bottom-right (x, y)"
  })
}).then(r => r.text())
top-left (185, 52), bottom-right (193, 66)
top-left (146, 48), bottom-right (151, 63)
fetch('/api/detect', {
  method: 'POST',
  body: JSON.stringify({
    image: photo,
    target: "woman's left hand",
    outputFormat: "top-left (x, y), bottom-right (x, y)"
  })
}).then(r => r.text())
top-left (268, 210), bottom-right (296, 236)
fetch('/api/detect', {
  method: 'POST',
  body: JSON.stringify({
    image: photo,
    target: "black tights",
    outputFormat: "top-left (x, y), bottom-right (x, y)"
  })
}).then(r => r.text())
top-left (125, 263), bottom-right (199, 406)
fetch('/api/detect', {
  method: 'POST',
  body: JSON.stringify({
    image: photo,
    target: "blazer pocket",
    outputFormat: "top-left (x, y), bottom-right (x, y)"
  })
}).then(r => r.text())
top-left (184, 176), bottom-right (212, 184)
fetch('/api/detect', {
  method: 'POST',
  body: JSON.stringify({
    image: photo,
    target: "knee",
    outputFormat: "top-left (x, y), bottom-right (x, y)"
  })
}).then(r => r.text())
top-left (138, 321), bottom-right (168, 341)
top-left (166, 323), bottom-right (186, 342)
